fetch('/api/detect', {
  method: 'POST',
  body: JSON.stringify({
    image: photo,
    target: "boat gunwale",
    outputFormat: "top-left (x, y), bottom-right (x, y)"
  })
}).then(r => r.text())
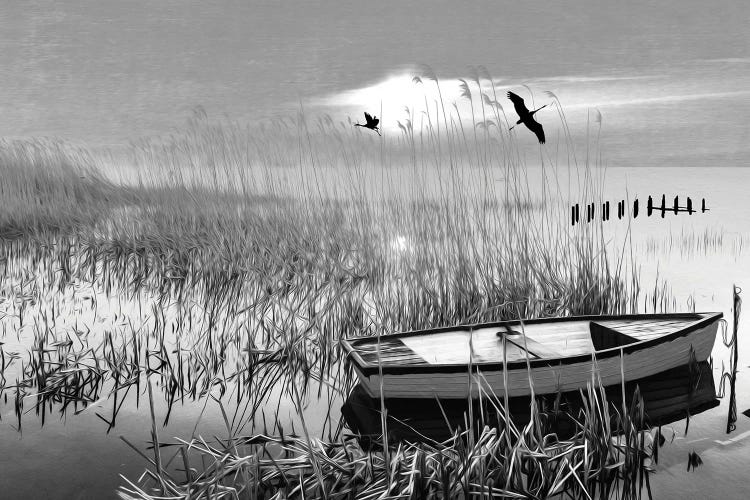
top-left (341, 312), bottom-right (723, 376)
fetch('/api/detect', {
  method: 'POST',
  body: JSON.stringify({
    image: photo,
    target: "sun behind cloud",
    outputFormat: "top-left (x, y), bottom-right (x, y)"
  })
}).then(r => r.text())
top-left (312, 70), bottom-right (514, 135)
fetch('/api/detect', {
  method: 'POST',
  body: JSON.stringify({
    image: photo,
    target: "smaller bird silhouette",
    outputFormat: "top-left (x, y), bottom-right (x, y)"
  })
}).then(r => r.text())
top-left (355, 112), bottom-right (381, 136)
top-left (507, 91), bottom-right (547, 144)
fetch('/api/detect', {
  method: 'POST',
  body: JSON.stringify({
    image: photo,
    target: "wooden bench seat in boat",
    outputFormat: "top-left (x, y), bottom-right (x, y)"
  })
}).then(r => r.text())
top-left (495, 329), bottom-right (562, 359)
top-left (589, 321), bottom-right (639, 351)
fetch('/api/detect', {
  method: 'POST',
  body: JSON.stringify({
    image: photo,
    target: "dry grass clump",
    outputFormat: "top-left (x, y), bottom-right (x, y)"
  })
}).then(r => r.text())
top-left (118, 381), bottom-right (655, 500)
top-left (0, 138), bottom-right (115, 237)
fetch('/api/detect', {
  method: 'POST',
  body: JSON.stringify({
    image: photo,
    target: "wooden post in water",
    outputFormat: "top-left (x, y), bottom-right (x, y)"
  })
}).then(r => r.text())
top-left (660, 194), bottom-right (666, 218)
top-left (726, 285), bottom-right (741, 433)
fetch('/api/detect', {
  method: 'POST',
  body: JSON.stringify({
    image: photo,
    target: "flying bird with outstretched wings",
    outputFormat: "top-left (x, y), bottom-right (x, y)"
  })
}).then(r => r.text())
top-left (507, 91), bottom-right (547, 144)
top-left (354, 112), bottom-right (381, 136)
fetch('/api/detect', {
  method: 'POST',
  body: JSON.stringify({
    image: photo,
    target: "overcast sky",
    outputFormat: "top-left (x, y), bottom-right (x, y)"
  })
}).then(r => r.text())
top-left (0, 0), bottom-right (747, 166)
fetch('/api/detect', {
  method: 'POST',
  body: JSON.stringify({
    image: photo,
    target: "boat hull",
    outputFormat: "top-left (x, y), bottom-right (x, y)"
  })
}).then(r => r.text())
top-left (353, 318), bottom-right (719, 399)
top-left (343, 361), bottom-right (719, 446)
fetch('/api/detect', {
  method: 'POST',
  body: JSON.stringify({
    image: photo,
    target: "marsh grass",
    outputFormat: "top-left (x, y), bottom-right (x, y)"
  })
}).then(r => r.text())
top-left (0, 69), bottom-right (664, 498)
top-left (116, 372), bottom-right (656, 500)
top-left (641, 226), bottom-right (747, 259)
top-left (0, 138), bottom-right (115, 237)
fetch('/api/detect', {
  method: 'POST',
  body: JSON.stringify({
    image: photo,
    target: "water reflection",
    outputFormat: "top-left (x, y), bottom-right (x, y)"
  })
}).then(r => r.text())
top-left (342, 360), bottom-right (718, 447)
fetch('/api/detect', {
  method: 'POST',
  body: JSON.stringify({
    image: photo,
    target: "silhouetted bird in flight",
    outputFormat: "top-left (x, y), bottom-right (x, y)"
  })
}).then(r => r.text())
top-left (355, 112), bottom-right (381, 136)
top-left (507, 91), bottom-right (547, 144)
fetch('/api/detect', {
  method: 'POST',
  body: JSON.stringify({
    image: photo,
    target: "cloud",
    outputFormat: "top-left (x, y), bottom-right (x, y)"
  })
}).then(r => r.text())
top-left (565, 90), bottom-right (750, 110)
top-left (698, 57), bottom-right (750, 64)
top-left (530, 74), bottom-right (658, 84)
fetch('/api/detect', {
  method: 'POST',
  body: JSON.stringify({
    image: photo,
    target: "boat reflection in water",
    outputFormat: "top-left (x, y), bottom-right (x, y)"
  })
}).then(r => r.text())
top-left (342, 361), bottom-right (718, 446)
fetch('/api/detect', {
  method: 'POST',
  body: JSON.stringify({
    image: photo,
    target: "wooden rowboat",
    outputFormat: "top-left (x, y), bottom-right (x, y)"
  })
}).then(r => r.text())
top-left (341, 312), bottom-right (723, 399)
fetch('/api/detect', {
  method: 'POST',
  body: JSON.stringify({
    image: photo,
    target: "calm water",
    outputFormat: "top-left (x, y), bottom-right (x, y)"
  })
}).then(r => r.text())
top-left (1, 166), bottom-right (749, 498)
top-left (2, 1), bottom-right (750, 498)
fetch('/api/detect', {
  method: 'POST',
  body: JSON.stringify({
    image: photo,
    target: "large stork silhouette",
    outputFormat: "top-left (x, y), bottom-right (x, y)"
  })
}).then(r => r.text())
top-left (354, 112), bottom-right (381, 136)
top-left (507, 91), bottom-right (547, 144)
